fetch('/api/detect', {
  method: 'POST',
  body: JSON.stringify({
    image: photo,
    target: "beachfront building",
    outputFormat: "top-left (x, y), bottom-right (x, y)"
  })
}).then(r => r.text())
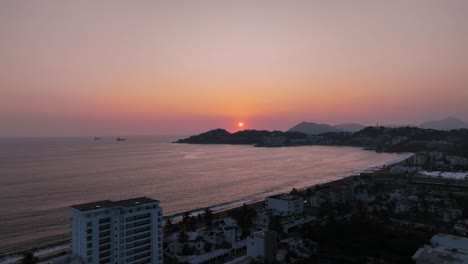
top-left (266, 194), bottom-right (303, 216)
top-left (309, 185), bottom-right (354, 208)
top-left (71, 197), bottom-right (163, 264)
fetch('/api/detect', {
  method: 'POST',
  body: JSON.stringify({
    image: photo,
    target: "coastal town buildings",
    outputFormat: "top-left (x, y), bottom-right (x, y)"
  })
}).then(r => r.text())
top-left (261, 136), bottom-right (287, 147)
top-left (163, 217), bottom-right (247, 264)
top-left (410, 171), bottom-right (468, 187)
top-left (71, 197), bottom-right (163, 264)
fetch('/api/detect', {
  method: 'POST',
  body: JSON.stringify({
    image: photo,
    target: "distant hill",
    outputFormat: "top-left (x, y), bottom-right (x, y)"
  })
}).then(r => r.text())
top-left (174, 129), bottom-right (308, 145)
top-left (419, 117), bottom-right (468, 130)
top-left (334, 123), bottom-right (366, 133)
top-left (288, 121), bottom-right (367, 134)
top-left (288, 122), bottom-right (343, 135)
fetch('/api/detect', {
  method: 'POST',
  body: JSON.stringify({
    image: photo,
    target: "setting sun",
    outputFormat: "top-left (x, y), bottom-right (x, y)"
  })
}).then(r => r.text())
top-left (238, 122), bottom-right (244, 128)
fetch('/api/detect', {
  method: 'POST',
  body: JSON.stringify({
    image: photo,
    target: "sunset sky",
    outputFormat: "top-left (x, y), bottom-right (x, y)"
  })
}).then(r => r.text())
top-left (1, 0), bottom-right (467, 136)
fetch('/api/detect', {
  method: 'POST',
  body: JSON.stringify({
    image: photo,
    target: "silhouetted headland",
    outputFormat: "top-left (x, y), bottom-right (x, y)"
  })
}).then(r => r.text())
top-left (175, 127), bottom-right (468, 159)
top-left (173, 128), bottom-right (308, 147)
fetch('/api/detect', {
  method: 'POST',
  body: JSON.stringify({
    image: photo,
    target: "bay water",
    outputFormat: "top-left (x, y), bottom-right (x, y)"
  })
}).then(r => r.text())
top-left (0, 136), bottom-right (406, 257)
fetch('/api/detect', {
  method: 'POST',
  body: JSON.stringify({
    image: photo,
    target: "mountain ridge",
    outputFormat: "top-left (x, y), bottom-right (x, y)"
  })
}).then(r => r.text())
top-left (288, 117), bottom-right (468, 135)
top-left (288, 122), bottom-right (343, 135)
top-left (419, 117), bottom-right (468, 130)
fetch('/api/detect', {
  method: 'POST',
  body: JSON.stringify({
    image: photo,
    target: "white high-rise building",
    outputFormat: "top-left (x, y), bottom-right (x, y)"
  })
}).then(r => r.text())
top-left (71, 197), bottom-right (163, 264)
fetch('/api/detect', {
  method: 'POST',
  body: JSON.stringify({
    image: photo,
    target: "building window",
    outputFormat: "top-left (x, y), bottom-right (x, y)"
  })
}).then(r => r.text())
top-left (99, 218), bottom-right (110, 224)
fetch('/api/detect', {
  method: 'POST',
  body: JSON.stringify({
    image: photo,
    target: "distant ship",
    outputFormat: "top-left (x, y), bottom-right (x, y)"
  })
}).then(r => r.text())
top-left (94, 137), bottom-right (101, 140)
top-left (116, 138), bottom-right (126, 141)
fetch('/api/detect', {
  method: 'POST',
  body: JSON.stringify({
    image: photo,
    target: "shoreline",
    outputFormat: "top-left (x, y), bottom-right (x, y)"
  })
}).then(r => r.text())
top-left (0, 152), bottom-right (413, 263)
top-left (0, 200), bottom-right (267, 264)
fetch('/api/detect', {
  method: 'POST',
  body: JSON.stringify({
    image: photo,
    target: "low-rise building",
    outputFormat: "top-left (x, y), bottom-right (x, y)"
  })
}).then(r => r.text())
top-left (213, 218), bottom-right (239, 244)
top-left (452, 219), bottom-right (468, 236)
top-left (166, 231), bottom-right (206, 256)
top-left (428, 205), bottom-right (462, 222)
top-left (247, 230), bottom-right (277, 264)
top-left (280, 215), bottom-right (316, 234)
top-left (328, 186), bottom-right (354, 205)
top-left (309, 185), bottom-right (354, 207)
top-left (261, 136), bottom-right (287, 147)
top-left (279, 237), bottom-right (314, 259)
top-left (411, 171), bottom-right (468, 187)
top-left (309, 193), bottom-right (327, 208)
top-left (412, 233), bottom-right (468, 264)
top-left (394, 200), bottom-right (414, 214)
top-left (390, 165), bottom-right (421, 175)
top-left (446, 155), bottom-right (468, 166)
top-left (353, 185), bottom-right (369, 203)
top-left (266, 194), bottom-right (303, 216)
top-left (254, 210), bottom-right (270, 230)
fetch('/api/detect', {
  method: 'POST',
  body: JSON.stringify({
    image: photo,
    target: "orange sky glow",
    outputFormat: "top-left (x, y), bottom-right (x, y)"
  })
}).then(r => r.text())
top-left (1, 0), bottom-right (467, 136)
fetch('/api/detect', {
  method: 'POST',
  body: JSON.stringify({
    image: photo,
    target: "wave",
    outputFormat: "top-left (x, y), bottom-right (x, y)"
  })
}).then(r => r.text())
top-left (351, 152), bottom-right (414, 174)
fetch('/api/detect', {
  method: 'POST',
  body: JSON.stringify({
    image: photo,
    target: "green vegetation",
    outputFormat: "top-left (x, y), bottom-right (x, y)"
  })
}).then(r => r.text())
top-left (228, 204), bottom-right (257, 238)
top-left (300, 217), bottom-right (431, 264)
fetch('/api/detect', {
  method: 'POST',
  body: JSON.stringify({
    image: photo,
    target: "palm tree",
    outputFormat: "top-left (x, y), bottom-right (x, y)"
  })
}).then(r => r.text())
top-left (235, 204), bottom-right (258, 238)
top-left (203, 208), bottom-right (214, 228)
top-left (164, 218), bottom-right (174, 235)
top-left (182, 212), bottom-right (193, 231)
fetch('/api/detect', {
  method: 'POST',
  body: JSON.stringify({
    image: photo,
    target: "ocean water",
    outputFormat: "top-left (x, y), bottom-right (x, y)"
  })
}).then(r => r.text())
top-left (0, 136), bottom-right (406, 256)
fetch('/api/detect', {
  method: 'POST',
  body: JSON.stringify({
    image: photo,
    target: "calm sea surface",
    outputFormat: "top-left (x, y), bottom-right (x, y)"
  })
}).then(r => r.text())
top-left (0, 136), bottom-right (405, 256)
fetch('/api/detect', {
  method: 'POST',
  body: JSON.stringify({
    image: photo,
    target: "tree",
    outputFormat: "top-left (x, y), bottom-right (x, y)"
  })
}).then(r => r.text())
top-left (182, 212), bottom-right (195, 231)
top-left (21, 253), bottom-right (38, 264)
top-left (197, 213), bottom-right (203, 227)
top-left (178, 231), bottom-right (189, 243)
top-left (290, 188), bottom-right (299, 195)
top-left (228, 204), bottom-right (257, 238)
top-left (182, 244), bottom-right (195, 255)
top-left (182, 212), bottom-right (190, 225)
top-left (203, 208), bottom-right (214, 228)
top-left (204, 242), bottom-right (213, 252)
top-left (164, 218), bottom-right (174, 235)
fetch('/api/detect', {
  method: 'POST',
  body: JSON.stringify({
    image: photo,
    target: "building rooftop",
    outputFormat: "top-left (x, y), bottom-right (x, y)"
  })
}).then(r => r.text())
top-left (71, 200), bottom-right (114, 211)
top-left (71, 197), bottom-right (159, 211)
top-left (418, 171), bottom-right (468, 180)
top-left (113, 197), bottom-right (159, 207)
top-left (430, 233), bottom-right (468, 251)
top-left (412, 233), bottom-right (468, 264)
